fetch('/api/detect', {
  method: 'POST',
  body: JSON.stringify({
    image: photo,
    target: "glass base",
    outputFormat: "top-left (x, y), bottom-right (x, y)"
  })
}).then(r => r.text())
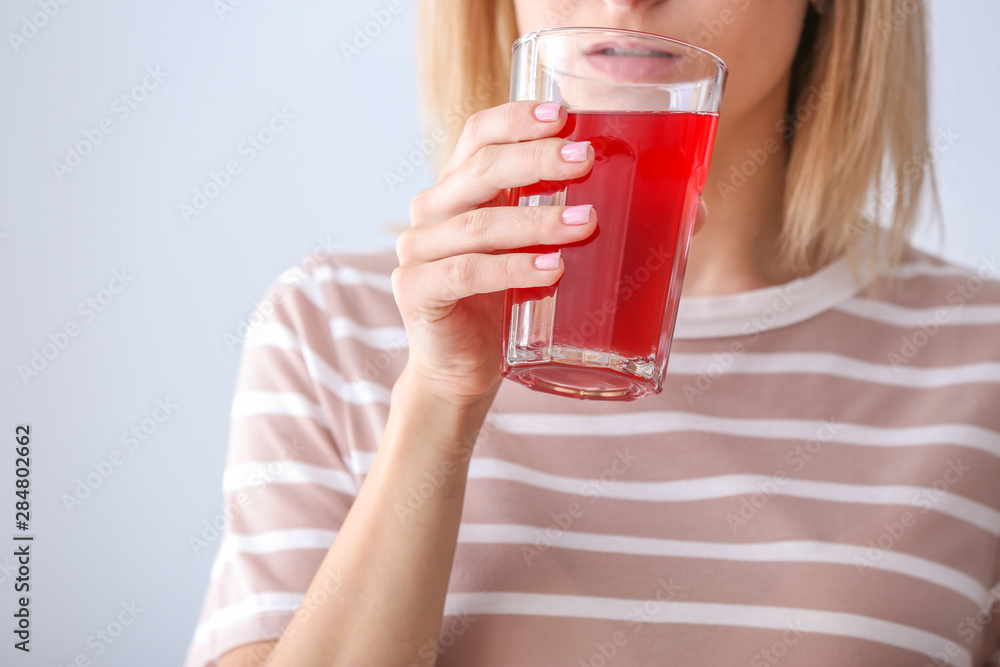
top-left (503, 345), bottom-right (661, 401)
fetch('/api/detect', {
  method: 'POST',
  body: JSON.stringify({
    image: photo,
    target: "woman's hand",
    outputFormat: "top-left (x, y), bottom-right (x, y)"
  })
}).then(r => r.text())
top-left (392, 101), bottom-right (597, 406)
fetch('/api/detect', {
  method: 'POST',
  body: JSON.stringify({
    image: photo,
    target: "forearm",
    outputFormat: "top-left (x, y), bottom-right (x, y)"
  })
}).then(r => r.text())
top-left (264, 366), bottom-right (497, 667)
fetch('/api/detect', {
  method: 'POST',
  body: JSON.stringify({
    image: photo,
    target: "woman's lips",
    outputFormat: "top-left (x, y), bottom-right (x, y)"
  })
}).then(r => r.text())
top-left (584, 39), bottom-right (680, 82)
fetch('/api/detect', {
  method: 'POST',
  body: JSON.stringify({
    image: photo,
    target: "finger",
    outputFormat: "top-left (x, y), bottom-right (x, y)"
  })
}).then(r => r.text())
top-left (439, 101), bottom-right (568, 182)
top-left (396, 205), bottom-right (596, 265)
top-left (415, 138), bottom-right (595, 225)
top-left (693, 197), bottom-right (708, 236)
top-left (393, 252), bottom-right (564, 312)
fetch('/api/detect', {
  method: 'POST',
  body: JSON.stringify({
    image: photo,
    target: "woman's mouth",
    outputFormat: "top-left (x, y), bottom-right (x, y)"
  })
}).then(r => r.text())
top-left (584, 39), bottom-right (681, 82)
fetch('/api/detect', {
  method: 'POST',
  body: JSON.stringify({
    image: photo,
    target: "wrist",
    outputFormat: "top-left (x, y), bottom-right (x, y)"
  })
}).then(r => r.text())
top-left (387, 364), bottom-right (500, 460)
top-left (393, 362), bottom-right (501, 412)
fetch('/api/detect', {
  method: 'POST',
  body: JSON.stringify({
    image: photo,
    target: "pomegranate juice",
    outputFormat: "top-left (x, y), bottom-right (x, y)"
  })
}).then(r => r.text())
top-left (502, 110), bottom-right (718, 398)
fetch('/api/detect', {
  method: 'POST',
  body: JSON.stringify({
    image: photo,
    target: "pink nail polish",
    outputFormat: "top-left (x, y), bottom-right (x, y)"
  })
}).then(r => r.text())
top-left (534, 102), bottom-right (561, 122)
top-left (535, 252), bottom-right (560, 270)
top-left (561, 141), bottom-right (591, 163)
top-left (562, 205), bottom-right (593, 225)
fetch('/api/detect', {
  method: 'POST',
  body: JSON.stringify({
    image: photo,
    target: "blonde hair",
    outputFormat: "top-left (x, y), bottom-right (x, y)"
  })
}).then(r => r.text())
top-left (417, 0), bottom-right (936, 277)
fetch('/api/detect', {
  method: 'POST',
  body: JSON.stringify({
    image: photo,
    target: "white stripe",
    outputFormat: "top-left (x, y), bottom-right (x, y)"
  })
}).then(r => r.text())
top-left (314, 264), bottom-right (394, 294)
top-left (244, 319), bottom-right (300, 349)
top-left (330, 317), bottom-right (407, 350)
top-left (292, 273), bottom-right (326, 313)
top-left (282, 265), bottom-right (395, 314)
top-left (209, 529), bottom-right (337, 581)
top-left (498, 412), bottom-right (1000, 459)
top-left (442, 592), bottom-right (971, 667)
top-left (458, 524), bottom-right (989, 607)
top-left (231, 391), bottom-right (331, 429)
top-left (244, 321), bottom-right (391, 405)
top-left (465, 459), bottom-right (1000, 535)
top-left (223, 461), bottom-right (357, 496)
top-left (192, 592), bottom-right (303, 644)
top-left (836, 298), bottom-right (1000, 327)
top-left (348, 450), bottom-right (377, 477)
top-left (205, 522), bottom-right (988, 608)
top-left (666, 352), bottom-right (1000, 388)
top-left (892, 262), bottom-right (979, 280)
top-left (344, 454), bottom-right (1000, 535)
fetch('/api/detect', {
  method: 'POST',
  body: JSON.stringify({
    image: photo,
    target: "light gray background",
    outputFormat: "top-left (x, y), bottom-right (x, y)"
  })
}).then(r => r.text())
top-left (0, 1), bottom-right (996, 665)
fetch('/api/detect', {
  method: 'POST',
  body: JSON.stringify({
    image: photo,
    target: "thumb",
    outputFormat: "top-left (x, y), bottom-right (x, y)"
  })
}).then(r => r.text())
top-left (692, 197), bottom-right (708, 236)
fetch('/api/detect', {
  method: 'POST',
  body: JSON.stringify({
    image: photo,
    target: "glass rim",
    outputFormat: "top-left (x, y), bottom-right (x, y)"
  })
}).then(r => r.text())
top-left (512, 26), bottom-right (728, 77)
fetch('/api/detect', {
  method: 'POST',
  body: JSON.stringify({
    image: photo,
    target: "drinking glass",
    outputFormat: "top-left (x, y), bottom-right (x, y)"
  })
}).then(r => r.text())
top-left (501, 27), bottom-right (727, 401)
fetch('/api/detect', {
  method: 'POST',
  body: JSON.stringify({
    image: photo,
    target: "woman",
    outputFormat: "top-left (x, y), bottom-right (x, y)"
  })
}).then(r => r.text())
top-left (186, 0), bottom-right (1000, 665)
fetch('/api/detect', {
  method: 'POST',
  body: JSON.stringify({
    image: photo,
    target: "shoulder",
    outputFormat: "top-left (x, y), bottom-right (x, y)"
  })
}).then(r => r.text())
top-left (237, 244), bottom-right (406, 418)
top-left (257, 245), bottom-right (402, 327)
top-left (848, 244), bottom-right (1000, 324)
top-left (238, 245), bottom-right (403, 370)
top-left (832, 244), bottom-right (1000, 385)
top-left (872, 245), bottom-right (1000, 308)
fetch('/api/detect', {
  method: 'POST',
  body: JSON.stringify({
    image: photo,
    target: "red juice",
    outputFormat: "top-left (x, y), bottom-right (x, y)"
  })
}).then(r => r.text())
top-left (502, 110), bottom-right (718, 399)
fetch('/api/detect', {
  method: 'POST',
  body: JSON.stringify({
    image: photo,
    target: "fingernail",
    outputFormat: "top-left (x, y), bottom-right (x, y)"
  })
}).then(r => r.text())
top-left (534, 102), bottom-right (561, 122)
top-left (562, 205), bottom-right (593, 225)
top-left (535, 252), bottom-right (560, 270)
top-left (561, 141), bottom-right (591, 163)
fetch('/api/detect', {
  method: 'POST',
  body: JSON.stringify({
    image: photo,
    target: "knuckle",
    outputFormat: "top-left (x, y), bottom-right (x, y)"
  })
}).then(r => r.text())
top-left (390, 266), bottom-right (408, 298)
top-left (408, 190), bottom-right (430, 225)
top-left (498, 255), bottom-right (519, 284)
top-left (394, 229), bottom-right (415, 264)
top-left (461, 208), bottom-right (495, 244)
top-left (528, 140), bottom-right (550, 173)
top-left (525, 205), bottom-right (548, 232)
top-left (466, 145), bottom-right (498, 179)
top-left (444, 255), bottom-right (476, 289)
top-left (500, 103), bottom-right (521, 133)
top-left (462, 111), bottom-right (485, 144)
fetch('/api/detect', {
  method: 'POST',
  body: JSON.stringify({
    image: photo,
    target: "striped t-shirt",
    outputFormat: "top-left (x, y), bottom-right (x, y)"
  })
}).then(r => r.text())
top-left (185, 231), bottom-right (1000, 667)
